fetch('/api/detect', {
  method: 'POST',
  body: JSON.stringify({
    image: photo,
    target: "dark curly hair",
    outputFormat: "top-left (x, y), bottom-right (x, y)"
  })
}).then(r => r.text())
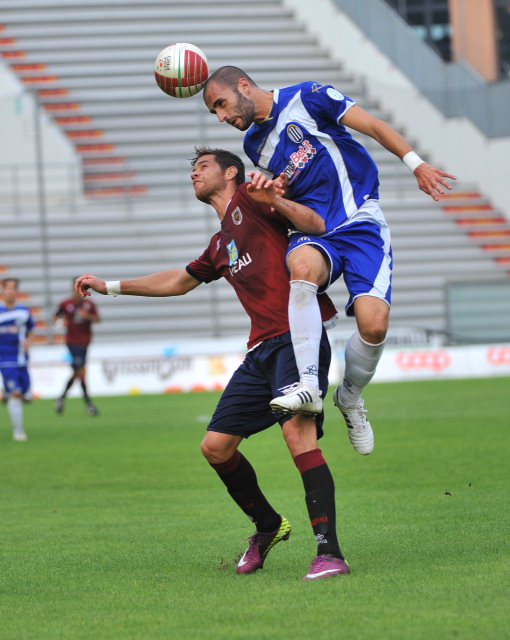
top-left (190, 146), bottom-right (245, 186)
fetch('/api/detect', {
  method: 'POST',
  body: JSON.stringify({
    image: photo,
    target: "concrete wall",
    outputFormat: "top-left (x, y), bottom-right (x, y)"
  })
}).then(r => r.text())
top-left (1, 59), bottom-right (80, 202)
top-left (449, 0), bottom-right (499, 82)
top-left (282, 0), bottom-right (510, 217)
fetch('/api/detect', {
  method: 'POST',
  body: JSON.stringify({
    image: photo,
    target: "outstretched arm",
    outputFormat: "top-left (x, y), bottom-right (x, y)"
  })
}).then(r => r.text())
top-left (247, 172), bottom-right (326, 234)
top-left (341, 105), bottom-right (456, 201)
top-left (75, 269), bottom-right (201, 298)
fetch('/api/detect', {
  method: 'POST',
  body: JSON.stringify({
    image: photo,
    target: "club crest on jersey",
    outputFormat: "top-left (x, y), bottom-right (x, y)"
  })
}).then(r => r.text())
top-left (231, 206), bottom-right (243, 225)
top-left (286, 124), bottom-right (304, 144)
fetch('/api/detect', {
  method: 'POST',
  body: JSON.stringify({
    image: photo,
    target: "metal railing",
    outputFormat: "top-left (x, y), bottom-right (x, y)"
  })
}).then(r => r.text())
top-left (0, 163), bottom-right (82, 214)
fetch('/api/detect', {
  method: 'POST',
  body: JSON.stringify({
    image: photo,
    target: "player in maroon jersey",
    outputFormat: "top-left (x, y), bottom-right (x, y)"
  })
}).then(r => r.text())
top-left (74, 148), bottom-right (351, 581)
top-left (54, 283), bottom-right (101, 416)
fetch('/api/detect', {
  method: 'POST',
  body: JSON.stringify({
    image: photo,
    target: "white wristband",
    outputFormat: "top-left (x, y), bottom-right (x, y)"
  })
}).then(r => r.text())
top-left (402, 151), bottom-right (425, 173)
top-left (105, 280), bottom-right (121, 297)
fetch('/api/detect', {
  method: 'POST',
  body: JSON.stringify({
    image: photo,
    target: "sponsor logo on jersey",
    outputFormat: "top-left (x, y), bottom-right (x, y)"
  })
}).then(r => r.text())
top-left (311, 82), bottom-right (324, 93)
top-left (231, 206), bottom-right (243, 225)
top-left (286, 124), bottom-right (304, 144)
top-left (229, 253), bottom-right (253, 276)
top-left (282, 139), bottom-right (317, 179)
top-left (226, 239), bottom-right (252, 275)
top-left (292, 139), bottom-right (317, 166)
top-left (0, 325), bottom-right (19, 334)
top-left (226, 240), bottom-right (239, 266)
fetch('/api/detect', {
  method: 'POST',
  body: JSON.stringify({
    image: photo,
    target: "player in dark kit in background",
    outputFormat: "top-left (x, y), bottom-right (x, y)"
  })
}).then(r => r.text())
top-left (75, 147), bottom-right (351, 581)
top-left (54, 283), bottom-right (101, 416)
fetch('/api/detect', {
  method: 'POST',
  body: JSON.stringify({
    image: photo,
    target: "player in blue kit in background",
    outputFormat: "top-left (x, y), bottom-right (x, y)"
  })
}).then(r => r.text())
top-left (0, 278), bottom-right (35, 442)
top-left (204, 67), bottom-right (456, 455)
top-left (75, 148), bottom-right (352, 582)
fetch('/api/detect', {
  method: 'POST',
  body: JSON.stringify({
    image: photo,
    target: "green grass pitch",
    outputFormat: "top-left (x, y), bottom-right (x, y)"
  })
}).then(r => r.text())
top-left (1, 377), bottom-right (509, 640)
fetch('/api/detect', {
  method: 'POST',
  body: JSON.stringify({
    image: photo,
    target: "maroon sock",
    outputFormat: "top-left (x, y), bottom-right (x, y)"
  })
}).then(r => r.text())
top-left (210, 451), bottom-right (281, 533)
top-left (294, 448), bottom-right (343, 559)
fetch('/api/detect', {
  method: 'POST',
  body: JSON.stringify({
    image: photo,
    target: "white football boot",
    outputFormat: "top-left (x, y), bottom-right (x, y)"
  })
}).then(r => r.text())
top-left (333, 387), bottom-right (374, 455)
top-left (270, 382), bottom-right (322, 417)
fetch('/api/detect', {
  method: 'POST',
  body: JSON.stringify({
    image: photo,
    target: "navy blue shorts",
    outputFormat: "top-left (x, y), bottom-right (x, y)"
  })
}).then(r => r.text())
top-left (1, 366), bottom-right (31, 398)
top-left (207, 330), bottom-right (331, 439)
top-left (67, 345), bottom-right (88, 370)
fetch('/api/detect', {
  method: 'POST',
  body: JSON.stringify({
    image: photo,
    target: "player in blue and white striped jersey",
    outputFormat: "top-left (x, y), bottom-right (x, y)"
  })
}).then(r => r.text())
top-left (0, 278), bottom-right (35, 441)
top-left (204, 67), bottom-right (456, 454)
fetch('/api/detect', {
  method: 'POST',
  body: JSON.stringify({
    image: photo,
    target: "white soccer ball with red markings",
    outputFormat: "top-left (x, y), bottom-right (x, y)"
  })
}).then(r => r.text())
top-left (154, 43), bottom-right (209, 98)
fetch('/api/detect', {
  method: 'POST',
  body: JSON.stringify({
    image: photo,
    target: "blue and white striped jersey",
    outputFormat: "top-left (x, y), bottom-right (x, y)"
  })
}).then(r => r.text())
top-left (0, 305), bottom-right (34, 368)
top-left (243, 82), bottom-right (387, 233)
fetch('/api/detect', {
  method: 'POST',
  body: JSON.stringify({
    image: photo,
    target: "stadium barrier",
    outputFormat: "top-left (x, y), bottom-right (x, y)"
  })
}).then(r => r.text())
top-left (28, 338), bottom-right (510, 399)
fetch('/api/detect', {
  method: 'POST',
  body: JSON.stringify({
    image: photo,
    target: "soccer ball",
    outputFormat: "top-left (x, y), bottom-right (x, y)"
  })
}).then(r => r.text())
top-left (154, 43), bottom-right (209, 98)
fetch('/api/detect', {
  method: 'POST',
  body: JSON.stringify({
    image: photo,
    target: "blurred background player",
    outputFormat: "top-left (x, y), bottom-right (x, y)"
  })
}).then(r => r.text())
top-left (203, 66), bottom-right (456, 453)
top-left (54, 281), bottom-right (101, 416)
top-left (74, 147), bottom-right (351, 581)
top-left (0, 278), bottom-right (34, 442)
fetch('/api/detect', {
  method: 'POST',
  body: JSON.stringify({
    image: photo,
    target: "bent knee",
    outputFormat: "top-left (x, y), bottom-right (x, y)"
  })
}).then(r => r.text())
top-left (200, 438), bottom-right (234, 465)
top-left (200, 439), bottom-right (217, 463)
top-left (283, 419), bottom-right (318, 458)
top-left (357, 306), bottom-right (390, 344)
top-left (288, 247), bottom-right (329, 285)
top-left (360, 325), bottom-right (388, 345)
top-left (290, 262), bottom-right (316, 283)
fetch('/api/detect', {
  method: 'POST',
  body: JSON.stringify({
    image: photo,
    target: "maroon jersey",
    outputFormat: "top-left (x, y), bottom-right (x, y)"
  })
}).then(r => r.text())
top-left (55, 297), bottom-right (99, 346)
top-left (186, 183), bottom-right (337, 350)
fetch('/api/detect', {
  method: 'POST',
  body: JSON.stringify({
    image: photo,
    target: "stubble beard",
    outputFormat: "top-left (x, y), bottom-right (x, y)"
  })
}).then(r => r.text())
top-left (235, 93), bottom-right (256, 131)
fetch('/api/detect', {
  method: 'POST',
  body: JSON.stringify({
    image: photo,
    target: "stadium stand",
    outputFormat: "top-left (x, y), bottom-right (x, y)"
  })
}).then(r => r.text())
top-left (1, 0), bottom-right (509, 345)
